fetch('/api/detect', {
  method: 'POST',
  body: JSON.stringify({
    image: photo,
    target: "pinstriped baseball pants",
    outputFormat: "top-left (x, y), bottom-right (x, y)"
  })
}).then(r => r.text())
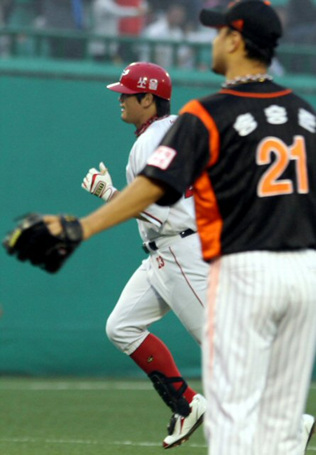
top-left (203, 250), bottom-right (316, 455)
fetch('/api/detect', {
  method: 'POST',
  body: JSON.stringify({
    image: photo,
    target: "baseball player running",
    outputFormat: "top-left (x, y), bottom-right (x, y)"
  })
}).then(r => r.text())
top-left (81, 62), bottom-right (208, 448)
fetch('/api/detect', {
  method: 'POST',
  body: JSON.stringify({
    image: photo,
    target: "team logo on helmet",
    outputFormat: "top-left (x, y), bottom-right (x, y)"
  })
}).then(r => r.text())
top-left (135, 77), bottom-right (159, 92)
top-left (120, 69), bottom-right (130, 80)
top-left (149, 79), bottom-right (158, 91)
top-left (137, 77), bottom-right (147, 89)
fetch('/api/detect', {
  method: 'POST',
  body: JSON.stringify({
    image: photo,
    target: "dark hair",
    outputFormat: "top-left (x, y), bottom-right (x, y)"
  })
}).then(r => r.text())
top-left (135, 93), bottom-right (171, 117)
top-left (243, 38), bottom-right (275, 67)
top-left (227, 26), bottom-right (275, 67)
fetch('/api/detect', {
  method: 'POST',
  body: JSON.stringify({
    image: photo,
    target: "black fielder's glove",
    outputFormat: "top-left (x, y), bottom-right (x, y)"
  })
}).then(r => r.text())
top-left (2, 213), bottom-right (83, 273)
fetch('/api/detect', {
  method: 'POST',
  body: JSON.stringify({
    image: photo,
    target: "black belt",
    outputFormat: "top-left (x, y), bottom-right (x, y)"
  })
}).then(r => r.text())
top-left (142, 228), bottom-right (196, 254)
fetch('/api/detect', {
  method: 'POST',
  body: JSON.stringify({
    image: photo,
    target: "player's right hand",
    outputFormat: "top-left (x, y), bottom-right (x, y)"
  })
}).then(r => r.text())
top-left (81, 162), bottom-right (117, 202)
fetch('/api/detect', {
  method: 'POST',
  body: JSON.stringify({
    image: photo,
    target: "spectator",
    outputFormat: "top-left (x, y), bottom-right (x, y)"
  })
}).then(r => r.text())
top-left (117, 0), bottom-right (148, 62)
top-left (88, 0), bottom-right (146, 63)
top-left (36, 0), bottom-right (92, 60)
top-left (140, 3), bottom-right (187, 68)
top-left (117, 0), bottom-right (145, 36)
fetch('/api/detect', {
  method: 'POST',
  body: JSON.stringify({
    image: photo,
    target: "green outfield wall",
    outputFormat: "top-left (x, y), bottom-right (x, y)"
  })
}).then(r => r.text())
top-left (1, 59), bottom-right (316, 379)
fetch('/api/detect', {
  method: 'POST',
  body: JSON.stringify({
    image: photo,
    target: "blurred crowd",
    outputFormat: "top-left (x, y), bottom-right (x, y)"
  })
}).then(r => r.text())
top-left (0, 0), bottom-right (316, 72)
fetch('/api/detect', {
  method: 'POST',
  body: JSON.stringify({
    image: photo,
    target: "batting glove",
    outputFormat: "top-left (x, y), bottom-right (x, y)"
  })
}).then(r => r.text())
top-left (81, 162), bottom-right (117, 202)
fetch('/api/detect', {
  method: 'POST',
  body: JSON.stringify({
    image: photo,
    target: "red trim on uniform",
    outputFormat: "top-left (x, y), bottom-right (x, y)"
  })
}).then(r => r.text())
top-left (135, 115), bottom-right (168, 137)
top-left (142, 211), bottom-right (163, 226)
top-left (219, 88), bottom-right (292, 98)
top-left (207, 259), bottom-right (221, 382)
top-left (135, 115), bottom-right (158, 137)
top-left (169, 246), bottom-right (205, 310)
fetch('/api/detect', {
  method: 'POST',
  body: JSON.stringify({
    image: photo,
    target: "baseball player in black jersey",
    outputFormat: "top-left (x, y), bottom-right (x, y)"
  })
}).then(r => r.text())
top-left (43, 1), bottom-right (316, 454)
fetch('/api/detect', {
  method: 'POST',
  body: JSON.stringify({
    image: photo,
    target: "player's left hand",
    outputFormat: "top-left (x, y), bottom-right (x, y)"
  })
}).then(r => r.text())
top-left (82, 162), bottom-right (117, 202)
top-left (2, 213), bottom-right (83, 273)
top-left (43, 215), bottom-right (63, 236)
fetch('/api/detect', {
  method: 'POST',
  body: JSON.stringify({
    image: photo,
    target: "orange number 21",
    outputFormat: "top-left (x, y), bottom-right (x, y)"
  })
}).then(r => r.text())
top-left (257, 136), bottom-right (309, 197)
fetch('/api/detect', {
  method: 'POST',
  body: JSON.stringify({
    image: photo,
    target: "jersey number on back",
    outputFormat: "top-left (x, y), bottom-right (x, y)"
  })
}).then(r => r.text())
top-left (257, 135), bottom-right (309, 197)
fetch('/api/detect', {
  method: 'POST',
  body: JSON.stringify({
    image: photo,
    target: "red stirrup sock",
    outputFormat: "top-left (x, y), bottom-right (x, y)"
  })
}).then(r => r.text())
top-left (130, 333), bottom-right (196, 404)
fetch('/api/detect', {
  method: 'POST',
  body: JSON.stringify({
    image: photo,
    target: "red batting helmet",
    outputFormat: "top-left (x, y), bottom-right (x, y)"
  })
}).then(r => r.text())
top-left (106, 62), bottom-right (172, 100)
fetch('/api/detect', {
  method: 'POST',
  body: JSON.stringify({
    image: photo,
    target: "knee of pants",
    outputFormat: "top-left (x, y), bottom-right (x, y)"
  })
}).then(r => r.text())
top-left (105, 314), bottom-right (121, 348)
top-left (105, 313), bottom-right (146, 354)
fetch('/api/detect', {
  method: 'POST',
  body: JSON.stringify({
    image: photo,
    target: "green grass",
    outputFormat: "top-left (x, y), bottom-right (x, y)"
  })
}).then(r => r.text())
top-left (0, 378), bottom-right (206, 455)
top-left (0, 378), bottom-right (315, 455)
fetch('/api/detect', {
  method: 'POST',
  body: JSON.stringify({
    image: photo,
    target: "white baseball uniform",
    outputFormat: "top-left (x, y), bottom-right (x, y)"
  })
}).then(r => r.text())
top-left (106, 115), bottom-right (209, 354)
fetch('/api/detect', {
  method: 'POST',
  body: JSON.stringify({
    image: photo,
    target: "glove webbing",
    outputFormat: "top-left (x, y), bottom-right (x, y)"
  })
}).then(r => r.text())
top-left (148, 371), bottom-right (191, 417)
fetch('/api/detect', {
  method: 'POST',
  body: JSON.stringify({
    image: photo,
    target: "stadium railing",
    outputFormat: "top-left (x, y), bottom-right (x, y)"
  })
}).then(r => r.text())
top-left (0, 26), bottom-right (315, 75)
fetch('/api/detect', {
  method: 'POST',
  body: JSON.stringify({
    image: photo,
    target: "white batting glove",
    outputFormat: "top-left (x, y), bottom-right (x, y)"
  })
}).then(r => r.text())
top-left (81, 162), bottom-right (117, 202)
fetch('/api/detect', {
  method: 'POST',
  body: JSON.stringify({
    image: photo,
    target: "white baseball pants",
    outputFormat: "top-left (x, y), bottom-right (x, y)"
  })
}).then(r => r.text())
top-left (106, 233), bottom-right (208, 354)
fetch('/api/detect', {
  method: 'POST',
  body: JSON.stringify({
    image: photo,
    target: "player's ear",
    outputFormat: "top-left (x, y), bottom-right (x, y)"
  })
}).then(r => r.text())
top-left (227, 28), bottom-right (243, 53)
top-left (142, 92), bottom-right (155, 107)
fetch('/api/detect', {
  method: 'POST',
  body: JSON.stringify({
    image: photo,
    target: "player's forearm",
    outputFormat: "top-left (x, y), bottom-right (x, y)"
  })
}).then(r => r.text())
top-left (108, 189), bottom-right (157, 223)
top-left (80, 176), bottom-right (165, 239)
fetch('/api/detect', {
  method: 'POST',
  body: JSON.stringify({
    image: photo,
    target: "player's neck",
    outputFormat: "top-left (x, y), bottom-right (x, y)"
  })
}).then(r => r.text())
top-left (135, 114), bottom-right (161, 137)
top-left (222, 73), bottom-right (273, 88)
top-left (225, 61), bottom-right (269, 83)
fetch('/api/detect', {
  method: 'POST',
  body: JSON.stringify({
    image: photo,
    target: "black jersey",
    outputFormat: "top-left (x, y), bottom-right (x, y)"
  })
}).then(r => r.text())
top-left (140, 81), bottom-right (316, 261)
